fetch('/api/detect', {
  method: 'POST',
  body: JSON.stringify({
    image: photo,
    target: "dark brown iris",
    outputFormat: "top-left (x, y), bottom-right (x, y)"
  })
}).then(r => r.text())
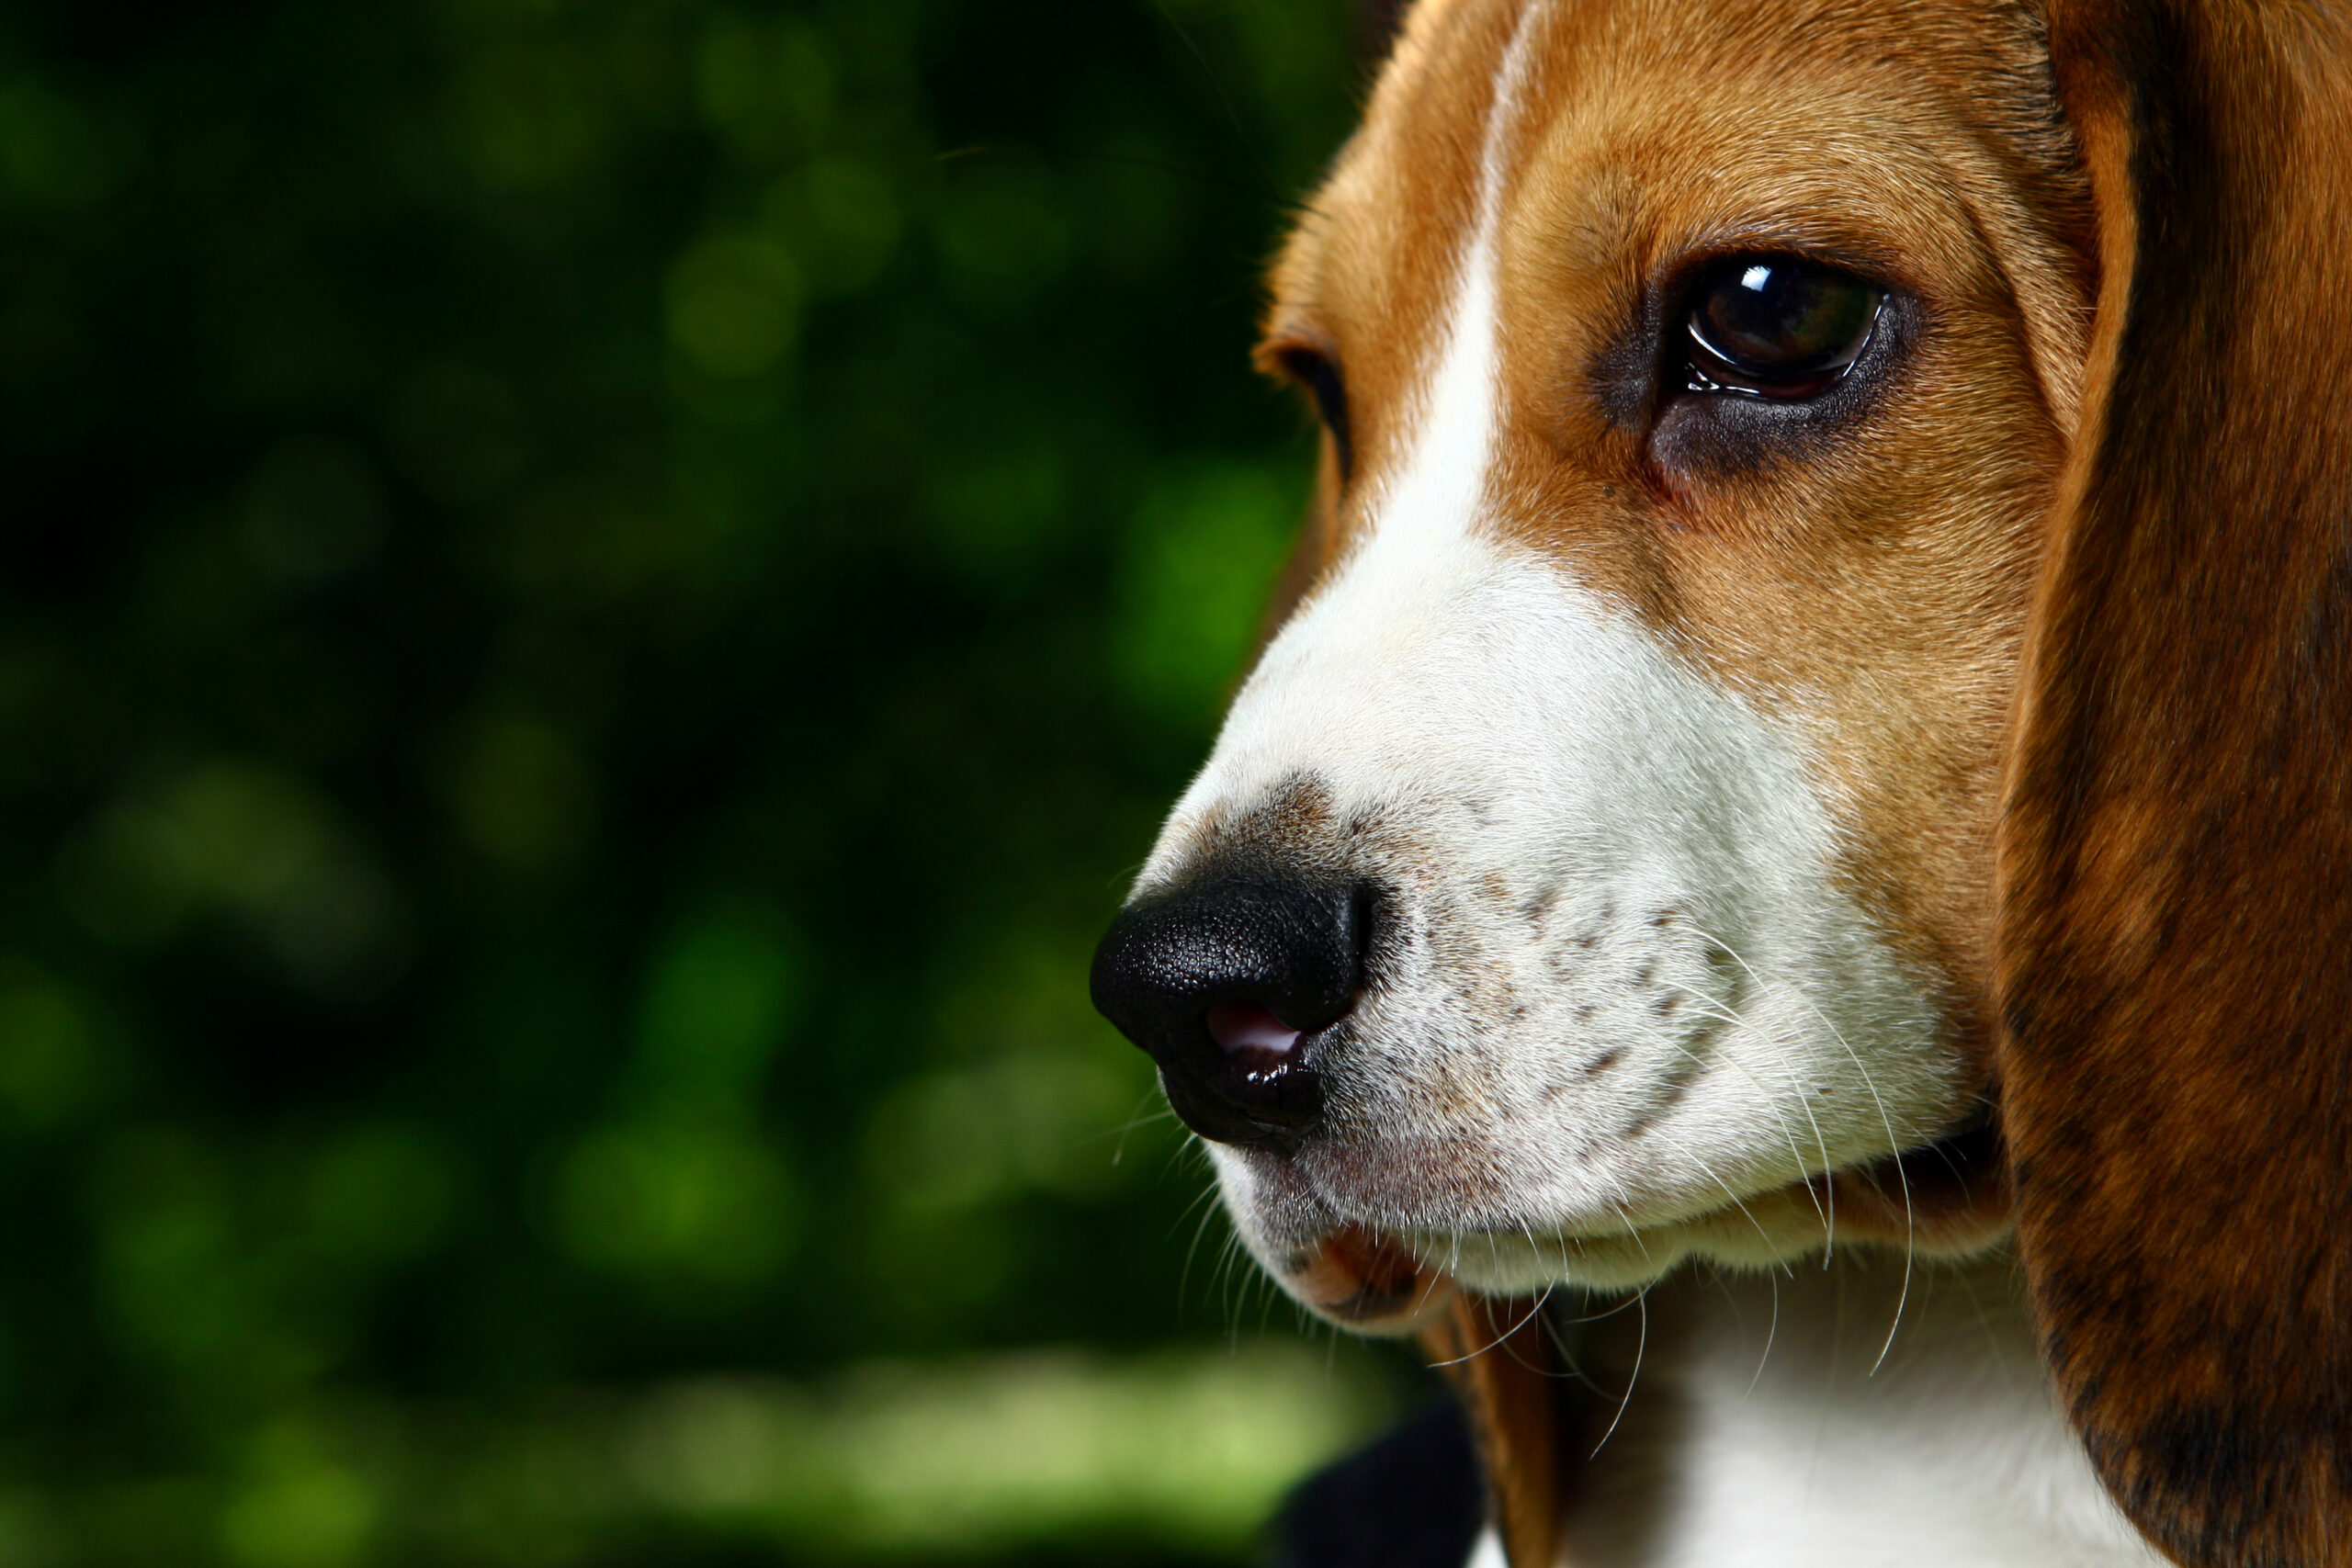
top-left (1686, 258), bottom-right (1883, 398)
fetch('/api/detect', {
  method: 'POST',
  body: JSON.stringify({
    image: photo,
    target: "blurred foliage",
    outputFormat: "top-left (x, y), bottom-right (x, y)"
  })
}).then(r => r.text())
top-left (0, 1), bottom-right (1408, 1562)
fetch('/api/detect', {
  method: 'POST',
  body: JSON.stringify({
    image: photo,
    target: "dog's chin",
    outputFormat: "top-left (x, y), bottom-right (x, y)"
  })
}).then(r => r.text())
top-left (1272, 1223), bottom-right (1463, 1333)
top-left (1217, 1123), bottom-right (2014, 1331)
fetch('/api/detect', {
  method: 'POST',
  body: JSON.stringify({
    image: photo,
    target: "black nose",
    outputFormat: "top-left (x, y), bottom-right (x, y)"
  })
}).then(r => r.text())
top-left (1090, 875), bottom-right (1368, 1150)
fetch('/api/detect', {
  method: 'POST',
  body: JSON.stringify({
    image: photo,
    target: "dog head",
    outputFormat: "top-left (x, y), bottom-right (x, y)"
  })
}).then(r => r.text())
top-left (1092, 0), bottom-right (2352, 1562)
top-left (1099, 0), bottom-right (2081, 1314)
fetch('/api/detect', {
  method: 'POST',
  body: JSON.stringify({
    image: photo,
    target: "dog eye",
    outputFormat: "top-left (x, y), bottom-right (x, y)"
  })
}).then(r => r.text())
top-left (1684, 259), bottom-right (1883, 399)
top-left (1271, 344), bottom-right (1354, 482)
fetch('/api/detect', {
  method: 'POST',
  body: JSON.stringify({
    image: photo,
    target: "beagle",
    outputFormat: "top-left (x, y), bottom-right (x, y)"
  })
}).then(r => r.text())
top-left (1091, 0), bottom-right (2352, 1564)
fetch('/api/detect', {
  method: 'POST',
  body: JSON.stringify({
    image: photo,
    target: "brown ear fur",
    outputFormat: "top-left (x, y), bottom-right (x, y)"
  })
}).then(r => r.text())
top-left (1999, 3), bottom-right (2352, 1563)
top-left (1419, 1295), bottom-right (1581, 1567)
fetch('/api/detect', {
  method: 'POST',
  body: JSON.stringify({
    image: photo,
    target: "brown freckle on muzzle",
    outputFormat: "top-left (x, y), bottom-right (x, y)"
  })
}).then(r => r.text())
top-left (1222, 773), bottom-right (1340, 861)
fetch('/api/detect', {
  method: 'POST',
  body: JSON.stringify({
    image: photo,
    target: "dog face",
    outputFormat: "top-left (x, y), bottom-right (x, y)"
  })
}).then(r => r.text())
top-left (1096, 0), bottom-right (2092, 1321)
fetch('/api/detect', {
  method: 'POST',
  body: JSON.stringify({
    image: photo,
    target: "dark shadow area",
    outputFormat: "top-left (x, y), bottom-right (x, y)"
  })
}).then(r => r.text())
top-left (0, 0), bottom-right (1414, 1561)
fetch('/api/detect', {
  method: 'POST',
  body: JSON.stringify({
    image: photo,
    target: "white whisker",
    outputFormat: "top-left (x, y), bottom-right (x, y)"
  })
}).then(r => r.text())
top-left (1682, 924), bottom-right (1845, 1261)
top-left (1591, 1276), bottom-right (1651, 1457)
top-left (1745, 1266), bottom-right (1781, 1404)
top-left (1690, 925), bottom-right (1915, 1371)
top-left (1651, 1125), bottom-right (1781, 1261)
top-left (1656, 976), bottom-right (1833, 1239)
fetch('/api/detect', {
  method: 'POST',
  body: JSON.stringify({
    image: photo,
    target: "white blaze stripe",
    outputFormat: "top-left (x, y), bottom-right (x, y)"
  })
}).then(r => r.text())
top-left (1368, 0), bottom-right (1542, 568)
top-left (1152, 1), bottom-right (1537, 867)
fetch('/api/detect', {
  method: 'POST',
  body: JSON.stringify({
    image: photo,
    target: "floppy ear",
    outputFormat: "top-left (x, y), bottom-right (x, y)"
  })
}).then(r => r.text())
top-left (1419, 1295), bottom-right (1581, 1568)
top-left (1997, 3), bottom-right (2352, 1563)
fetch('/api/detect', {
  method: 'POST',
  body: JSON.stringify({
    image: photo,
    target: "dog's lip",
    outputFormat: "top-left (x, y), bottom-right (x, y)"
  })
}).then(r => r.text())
top-left (1281, 1223), bottom-right (1456, 1330)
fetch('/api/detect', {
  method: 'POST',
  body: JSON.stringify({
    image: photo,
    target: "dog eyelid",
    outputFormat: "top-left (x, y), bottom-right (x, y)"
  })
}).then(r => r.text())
top-left (1264, 342), bottom-right (1355, 483)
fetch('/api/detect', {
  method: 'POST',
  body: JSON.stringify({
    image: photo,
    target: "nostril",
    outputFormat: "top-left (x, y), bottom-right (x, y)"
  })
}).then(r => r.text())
top-left (1206, 999), bottom-right (1305, 1067)
top-left (1089, 872), bottom-right (1374, 1149)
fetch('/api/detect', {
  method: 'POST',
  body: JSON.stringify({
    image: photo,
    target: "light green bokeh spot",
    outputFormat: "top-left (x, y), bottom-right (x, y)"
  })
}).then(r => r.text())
top-left (1115, 463), bottom-right (1301, 719)
top-left (635, 899), bottom-right (803, 1110)
top-left (667, 238), bottom-right (804, 379)
top-left (302, 1126), bottom-right (456, 1267)
top-left (220, 1428), bottom-right (376, 1568)
top-left (0, 962), bottom-right (107, 1128)
top-left (695, 17), bottom-right (832, 159)
top-left (557, 1121), bottom-right (799, 1285)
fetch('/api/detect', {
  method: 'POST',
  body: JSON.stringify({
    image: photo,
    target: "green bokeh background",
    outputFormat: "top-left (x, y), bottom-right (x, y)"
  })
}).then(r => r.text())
top-left (0, 2), bottom-right (1418, 1562)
